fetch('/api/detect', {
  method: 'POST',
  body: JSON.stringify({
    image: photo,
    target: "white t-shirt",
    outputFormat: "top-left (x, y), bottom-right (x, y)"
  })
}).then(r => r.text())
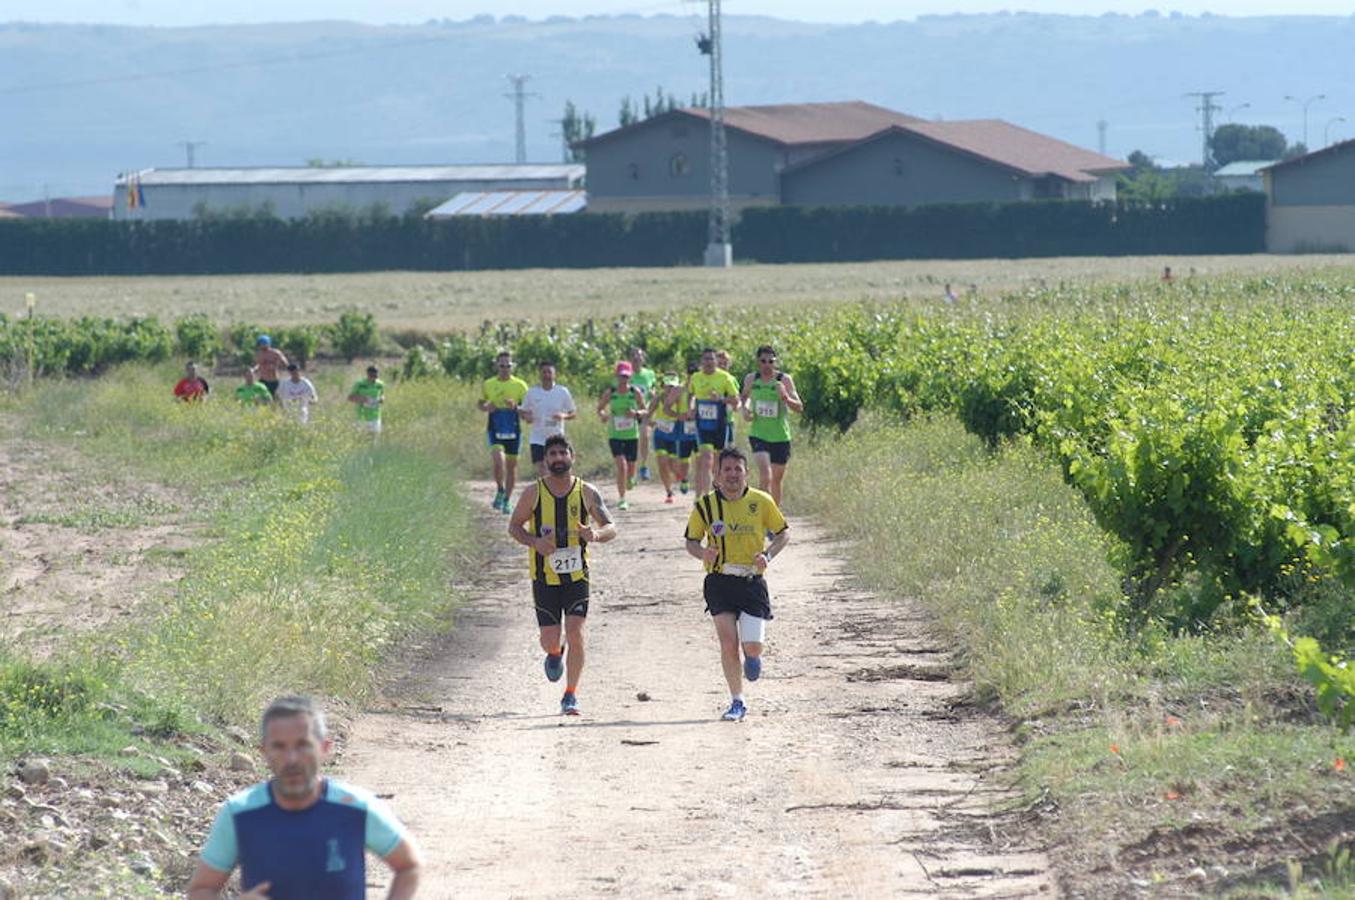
top-left (276, 377), bottom-right (318, 423)
top-left (522, 384), bottom-right (576, 445)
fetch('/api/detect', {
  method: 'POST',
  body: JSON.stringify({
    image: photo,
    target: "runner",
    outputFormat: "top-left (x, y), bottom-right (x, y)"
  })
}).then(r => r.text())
top-left (234, 368), bottom-right (271, 406)
top-left (684, 447), bottom-right (790, 722)
top-left (347, 365), bottom-right (384, 434)
top-left (276, 362), bottom-right (320, 423)
top-left (507, 435), bottom-right (618, 717)
top-left (478, 351), bottom-right (529, 512)
top-left (627, 347), bottom-right (657, 482)
top-left (253, 335), bottom-right (289, 397)
top-left (688, 348), bottom-right (740, 496)
top-left (520, 360), bottom-right (577, 478)
top-left (646, 372), bottom-right (684, 504)
top-left (596, 360), bottom-right (646, 511)
top-left (186, 695), bottom-right (422, 899)
top-left (715, 348), bottom-right (737, 453)
top-left (174, 361), bottom-right (211, 402)
top-left (740, 345), bottom-right (803, 505)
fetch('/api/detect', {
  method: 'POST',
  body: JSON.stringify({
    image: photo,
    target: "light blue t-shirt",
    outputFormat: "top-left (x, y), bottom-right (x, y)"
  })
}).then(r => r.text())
top-left (200, 778), bottom-right (406, 899)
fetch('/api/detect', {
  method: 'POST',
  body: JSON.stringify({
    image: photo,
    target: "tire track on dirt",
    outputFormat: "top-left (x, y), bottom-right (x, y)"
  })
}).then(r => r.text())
top-left (342, 480), bottom-right (1054, 897)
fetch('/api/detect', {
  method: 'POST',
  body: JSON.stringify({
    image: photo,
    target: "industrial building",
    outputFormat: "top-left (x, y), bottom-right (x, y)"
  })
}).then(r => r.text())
top-left (1264, 140), bottom-right (1355, 253)
top-left (111, 164), bottom-right (585, 221)
top-left (577, 101), bottom-right (1127, 214)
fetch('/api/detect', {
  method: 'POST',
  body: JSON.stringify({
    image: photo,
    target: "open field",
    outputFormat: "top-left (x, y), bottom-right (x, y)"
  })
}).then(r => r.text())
top-left (5, 253), bottom-right (1354, 331)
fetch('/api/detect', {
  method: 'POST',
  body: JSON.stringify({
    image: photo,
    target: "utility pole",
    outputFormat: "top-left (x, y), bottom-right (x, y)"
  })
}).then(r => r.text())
top-left (1096, 119), bottom-right (1108, 156)
top-left (1186, 91), bottom-right (1224, 192)
top-left (698, 0), bottom-right (731, 268)
top-left (178, 140), bottom-right (206, 168)
top-left (505, 74), bottom-right (537, 164)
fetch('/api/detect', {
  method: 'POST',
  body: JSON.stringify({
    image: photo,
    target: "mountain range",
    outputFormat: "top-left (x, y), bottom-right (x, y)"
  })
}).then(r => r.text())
top-left (2, 12), bottom-right (1353, 203)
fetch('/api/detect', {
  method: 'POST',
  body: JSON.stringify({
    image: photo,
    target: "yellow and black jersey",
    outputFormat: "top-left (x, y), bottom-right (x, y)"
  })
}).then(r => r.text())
top-left (530, 477), bottom-right (590, 585)
top-left (684, 486), bottom-right (788, 574)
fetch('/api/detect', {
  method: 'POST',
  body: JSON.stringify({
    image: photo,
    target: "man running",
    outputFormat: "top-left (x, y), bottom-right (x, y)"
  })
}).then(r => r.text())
top-left (688, 348), bottom-right (740, 496)
top-left (234, 367), bottom-right (272, 406)
top-left (253, 335), bottom-right (289, 397)
top-left (596, 360), bottom-right (646, 511)
top-left (520, 360), bottom-right (577, 477)
top-left (740, 345), bottom-right (803, 505)
top-left (685, 447), bottom-right (790, 722)
top-left (508, 435), bottom-right (618, 716)
top-left (715, 348), bottom-right (737, 451)
top-left (277, 362), bottom-right (320, 423)
top-left (187, 695), bottom-right (421, 899)
top-left (347, 365), bottom-right (384, 434)
top-left (174, 361), bottom-right (210, 402)
top-left (478, 351), bottom-right (529, 512)
top-left (627, 347), bottom-right (657, 482)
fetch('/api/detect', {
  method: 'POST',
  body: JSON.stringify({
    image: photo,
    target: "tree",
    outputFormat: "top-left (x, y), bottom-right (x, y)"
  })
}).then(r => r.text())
top-left (618, 86), bottom-right (697, 127)
top-left (619, 96), bottom-right (637, 128)
top-left (560, 100), bottom-right (596, 163)
top-left (1208, 124), bottom-right (1288, 167)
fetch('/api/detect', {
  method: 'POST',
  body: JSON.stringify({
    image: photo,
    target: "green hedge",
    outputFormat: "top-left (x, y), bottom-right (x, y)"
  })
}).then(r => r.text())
top-left (0, 194), bottom-right (1265, 275)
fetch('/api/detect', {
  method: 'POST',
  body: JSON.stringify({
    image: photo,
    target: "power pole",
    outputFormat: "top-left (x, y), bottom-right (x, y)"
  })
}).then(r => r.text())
top-left (699, 0), bottom-right (731, 268)
top-left (178, 140), bottom-right (206, 168)
top-left (1186, 91), bottom-right (1224, 192)
top-left (1097, 119), bottom-right (1108, 156)
top-left (505, 74), bottom-right (537, 164)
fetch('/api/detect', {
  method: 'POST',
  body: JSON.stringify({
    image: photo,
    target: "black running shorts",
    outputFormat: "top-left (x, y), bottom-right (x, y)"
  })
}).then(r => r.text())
top-left (532, 579), bottom-right (590, 627)
top-left (703, 572), bottom-right (773, 620)
top-left (748, 437), bottom-right (791, 465)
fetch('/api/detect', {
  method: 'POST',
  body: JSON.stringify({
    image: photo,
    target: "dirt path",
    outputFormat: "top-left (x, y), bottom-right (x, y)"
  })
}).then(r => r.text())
top-left (343, 480), bottom-right (1054, 898)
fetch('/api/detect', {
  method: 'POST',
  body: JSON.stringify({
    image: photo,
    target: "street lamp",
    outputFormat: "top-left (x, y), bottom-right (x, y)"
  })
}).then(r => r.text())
top-left (1325, 116), bottom-right (1347, 147)
top-left (1284, 93), bottom-right (1326, 149)
top-left (1225, 102), bottom-right (1250, 123)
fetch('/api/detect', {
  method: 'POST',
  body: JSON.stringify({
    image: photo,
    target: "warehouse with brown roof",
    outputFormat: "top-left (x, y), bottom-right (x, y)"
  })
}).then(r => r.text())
top-left (578, 100), bottom-right (1127, 213)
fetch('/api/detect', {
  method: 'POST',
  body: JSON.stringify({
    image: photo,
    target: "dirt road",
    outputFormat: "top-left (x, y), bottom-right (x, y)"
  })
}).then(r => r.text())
top-left (342, 480), bottom-right (1054, 898)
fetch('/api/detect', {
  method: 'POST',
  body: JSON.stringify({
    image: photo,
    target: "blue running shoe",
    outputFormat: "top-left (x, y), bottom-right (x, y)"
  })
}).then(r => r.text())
top-left (721, 699), bottom-right (746, 722)
top-left (743, 656), bottom-right (762, 682)
top-left (544, 652), bottom-right (564, 682)
top-left (492, 490), bottom-right (505, 512)
top-left (561, 692), bottom-right (580, 716)
top-left (639, 466), bottom-right (651, 481)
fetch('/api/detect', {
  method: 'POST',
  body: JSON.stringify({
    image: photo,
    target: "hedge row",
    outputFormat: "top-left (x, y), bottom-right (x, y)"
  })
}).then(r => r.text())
top-left (0, 194), bottom-right (1265, 275)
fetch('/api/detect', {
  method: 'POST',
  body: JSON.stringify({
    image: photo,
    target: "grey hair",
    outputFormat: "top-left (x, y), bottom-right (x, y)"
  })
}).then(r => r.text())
top-left (260, 694), bottom-right (327, 744)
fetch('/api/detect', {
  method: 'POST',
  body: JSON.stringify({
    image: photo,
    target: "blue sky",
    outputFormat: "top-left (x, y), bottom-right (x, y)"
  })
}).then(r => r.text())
top-left (6, 1), bottom-right (1355, 27)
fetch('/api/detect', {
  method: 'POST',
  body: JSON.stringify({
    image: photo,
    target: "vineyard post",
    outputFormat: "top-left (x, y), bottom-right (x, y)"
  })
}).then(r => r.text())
top-left (24, 292), bottom-right (35, 386)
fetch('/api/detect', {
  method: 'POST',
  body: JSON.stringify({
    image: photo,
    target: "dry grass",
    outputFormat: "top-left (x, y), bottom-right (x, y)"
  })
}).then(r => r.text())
top-left (7, 254), bottom-right (1354, 330)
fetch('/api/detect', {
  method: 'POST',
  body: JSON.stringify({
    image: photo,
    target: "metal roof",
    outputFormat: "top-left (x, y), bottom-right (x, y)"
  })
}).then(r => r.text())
top-left (116, 165), bottom-right (584, 187)
top-left (580, 101), bottom-right (923, 150)
top-left (1214, 160), bottom-right (1277, 177)
top-left (425, 190), bottom-right (587, 217)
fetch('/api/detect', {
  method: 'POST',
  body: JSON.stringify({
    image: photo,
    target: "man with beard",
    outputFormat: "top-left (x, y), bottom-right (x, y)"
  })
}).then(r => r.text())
top-left (187, 695), bottom-right (422, 899)
top-left (508, 434), bottom-right (618, 716)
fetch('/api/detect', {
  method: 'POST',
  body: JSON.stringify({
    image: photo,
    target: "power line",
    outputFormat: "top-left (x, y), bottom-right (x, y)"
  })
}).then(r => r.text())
top-left (505, 74), bottom-right (538, 164)
top-left (699, 0), bottom-right (730, 268)
top-left (1186, 90), bottom-right (1224, 190)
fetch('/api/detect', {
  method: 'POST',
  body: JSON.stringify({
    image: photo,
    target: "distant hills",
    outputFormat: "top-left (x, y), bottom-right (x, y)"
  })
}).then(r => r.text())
top-left (2, 12), bottom-right (1353, 202)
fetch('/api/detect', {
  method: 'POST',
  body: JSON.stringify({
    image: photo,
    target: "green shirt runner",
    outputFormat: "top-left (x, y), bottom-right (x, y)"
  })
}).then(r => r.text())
top-left (234, 382), bottom-right (272, 405)
top-left (749, 376), bottom-right (792, 443)
top-left (608, 389), bottom-right (642, 440)
top-left (351, 379), bottom-right (384, 422)
top-left (630, 366), bottom-right (657, 403)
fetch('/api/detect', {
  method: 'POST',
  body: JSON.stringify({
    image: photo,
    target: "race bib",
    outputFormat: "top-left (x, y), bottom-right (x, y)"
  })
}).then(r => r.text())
top-left (494, 431), bottom-right (517, 440)
top-left (697, 401), bottom-right (720, 421)
top-left (754, 399), bottom-right (779, 418)
top-left (549, 546), bottom-right (583, 574)
top-left (612, 415), bottom-right (636, 431)
top-left (654, 419), bottom-right (675, 433)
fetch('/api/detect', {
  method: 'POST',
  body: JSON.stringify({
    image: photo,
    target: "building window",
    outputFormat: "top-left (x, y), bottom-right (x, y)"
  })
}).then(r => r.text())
top-left (892, 157), bottom-right (905, 177)
top-left (627, 163), bottom-right (640, 181)
top-left (669, 153), bottom-right (692, 178)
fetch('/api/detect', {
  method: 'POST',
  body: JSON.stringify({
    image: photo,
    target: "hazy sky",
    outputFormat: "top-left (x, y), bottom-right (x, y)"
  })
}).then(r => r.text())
top-left (6, 0), bottom-right (1355, 27)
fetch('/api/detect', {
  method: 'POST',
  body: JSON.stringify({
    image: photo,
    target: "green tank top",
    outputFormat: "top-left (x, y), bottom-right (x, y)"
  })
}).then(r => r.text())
top-left (749, 375), bottom-right (791, 442)
top-left (608, 389), bottom-right (641, 439)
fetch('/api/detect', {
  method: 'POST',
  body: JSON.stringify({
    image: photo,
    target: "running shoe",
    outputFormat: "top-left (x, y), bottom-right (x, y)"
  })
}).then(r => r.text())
top-left (679, 480), bottom-right (690, 494)
top-left (743, 656), bottom-right (762, 682)
top-left (501, 495), bottom-right (512, 514)
top-left (617, 497), bottom-right (629, 511)
top-left (721, 699), bottom-right (747, 722)
top-left (544, 652), bottom-right (564, 683)
top-left (664, 493), bottom-right (675, 505)
top-left (561, 692), bottom-right (580, 716)
top-left (639, 466), bottom-right (651, 481)
top-left (627, 476), bottom-right (637, 490)
top-left (492, 490), bottom-right (505, 511)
